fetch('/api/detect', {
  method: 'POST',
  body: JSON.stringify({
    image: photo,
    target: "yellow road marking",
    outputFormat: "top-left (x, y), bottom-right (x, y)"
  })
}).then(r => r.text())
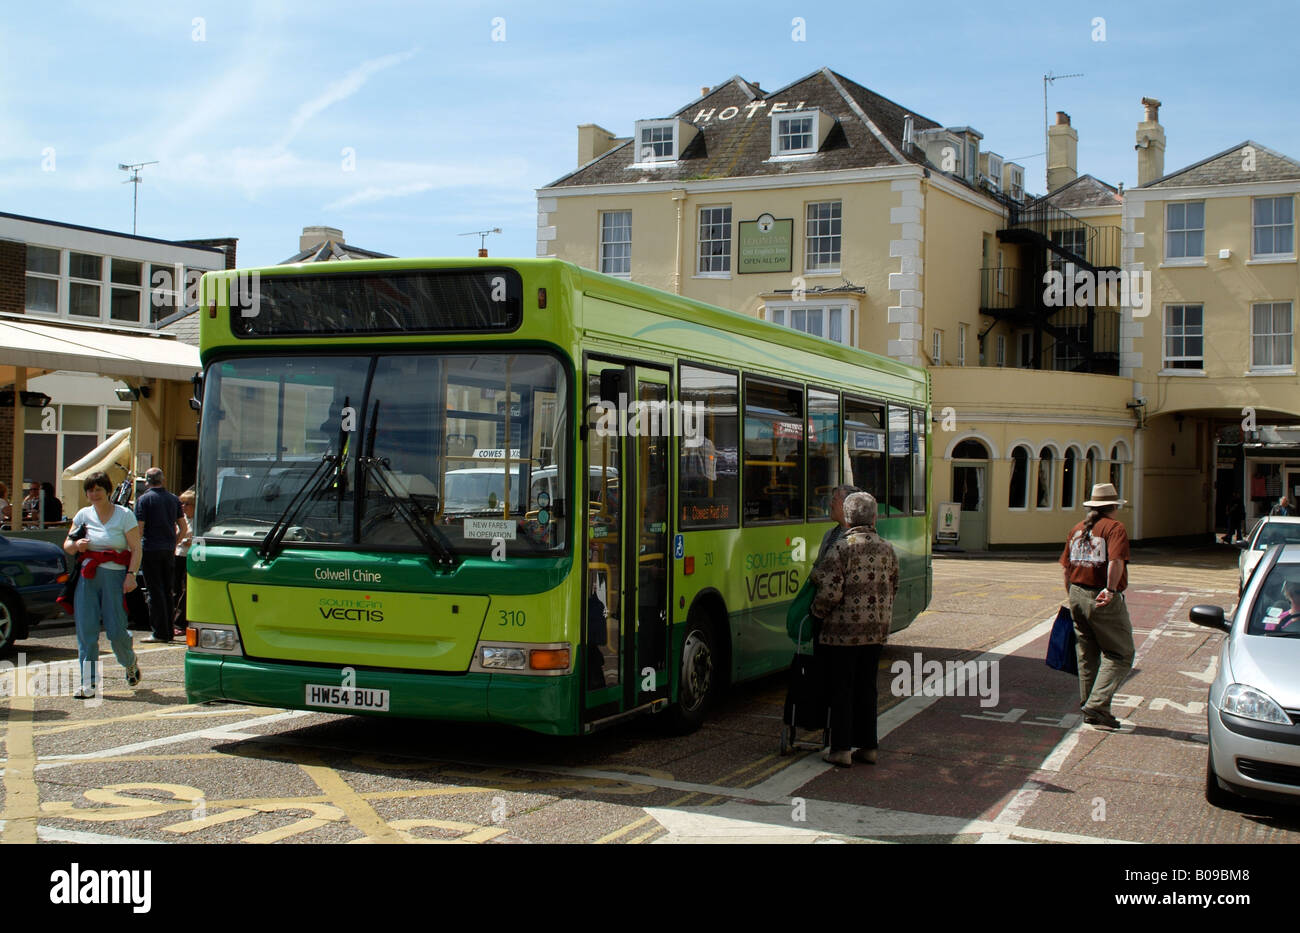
top-left (741, 758), bottom-right (797, 788)
top-left (31, 705), bottom-right (278, 737)
top-left (0, 667), bottom-right (38, 843)
top-left (595, 814), bottom-right (654, 844)
top-left (386, 818), bottom-right (507, 844)
top-left (293, 752), bottom-right (403, 844)
top-left (628, 826), bottom-right (661, 844)
top-left (716, 754), bottom-right (775, 784)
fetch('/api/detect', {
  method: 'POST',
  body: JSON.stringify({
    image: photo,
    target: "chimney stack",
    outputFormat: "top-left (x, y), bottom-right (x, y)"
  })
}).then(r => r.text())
top-left (1047, 111), bottom-right (1078, 192)
top-left (1136, 97), bottom-right (1166, 187)
top-left (577, 124), bottom-right (619, 167)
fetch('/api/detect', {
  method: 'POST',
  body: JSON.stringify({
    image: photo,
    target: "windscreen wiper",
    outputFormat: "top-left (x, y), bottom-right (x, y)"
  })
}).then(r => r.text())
top-left (358, 398), bottom-right (458, 570)
top-left (259, 452), bottom-right (341, 561)
top-left (359, 455), bottom-right (458, 570)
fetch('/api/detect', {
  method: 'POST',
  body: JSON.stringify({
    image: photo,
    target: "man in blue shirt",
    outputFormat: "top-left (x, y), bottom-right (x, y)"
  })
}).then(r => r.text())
top-left (135, 468), bottom-right (188, 643)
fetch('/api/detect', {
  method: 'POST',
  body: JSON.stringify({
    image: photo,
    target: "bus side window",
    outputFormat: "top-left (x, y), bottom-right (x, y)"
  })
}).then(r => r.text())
top-left (887, 404), bottom-right (911, 517)
top-left (679, 364), bottom-right (739, 528)
top-left (844, 396), bottom-right (885, 503)
top-left (806, 388), bottom-right (841, 521)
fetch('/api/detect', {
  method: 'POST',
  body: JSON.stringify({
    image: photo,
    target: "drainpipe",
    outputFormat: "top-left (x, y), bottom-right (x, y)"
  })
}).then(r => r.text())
top-left (672, 188), bottom-right (687, 294)
top-left (10, 369), bottom-right (24, 523)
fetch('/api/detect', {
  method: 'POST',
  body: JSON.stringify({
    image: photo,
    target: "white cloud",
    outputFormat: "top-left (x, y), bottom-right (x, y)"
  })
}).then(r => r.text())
top-left (274, 49), bottom-right (418, 151)
top-left (324, 182), bottom-right (435, 210)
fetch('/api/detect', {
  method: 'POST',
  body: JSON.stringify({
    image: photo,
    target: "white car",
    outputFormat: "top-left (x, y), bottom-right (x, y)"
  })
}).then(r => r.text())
top-left (1237, 516), bottom-right (1300, 593)
top-left (1191, 543), bottom-right (1300, 807)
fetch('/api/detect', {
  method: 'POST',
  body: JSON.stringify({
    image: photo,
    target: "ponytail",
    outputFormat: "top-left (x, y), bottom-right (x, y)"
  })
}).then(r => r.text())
top-left (1081, 505), bottom-right (1116, 539)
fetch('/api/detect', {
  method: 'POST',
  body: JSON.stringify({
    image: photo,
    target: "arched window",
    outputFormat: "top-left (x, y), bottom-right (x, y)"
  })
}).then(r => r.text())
top-left (1085, 448), bottom-right (1099, 496)
top-left (953, 439), bottom-right (989, 459)
top-left (1110, 442), bottom-right (1129, 500)
top-left (1061, 448), bottom-right (1077, 509)
top-left (1036, 447), bottom-right (1054, 509)
top-left (1009, 445), bottom-right (1030, 509)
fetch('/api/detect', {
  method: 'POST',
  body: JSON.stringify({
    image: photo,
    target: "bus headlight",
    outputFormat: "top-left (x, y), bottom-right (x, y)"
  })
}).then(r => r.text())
top-left (186, 623), bottom-right (243, 654)
top-left (481, 647), bottom-right (527, 670)
top-left (471, 642), bottom-right (572, 676)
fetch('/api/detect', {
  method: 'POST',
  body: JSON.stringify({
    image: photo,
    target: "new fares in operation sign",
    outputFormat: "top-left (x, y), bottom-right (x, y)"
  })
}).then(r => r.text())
top-left (738, 213), bottom-right (793, 273)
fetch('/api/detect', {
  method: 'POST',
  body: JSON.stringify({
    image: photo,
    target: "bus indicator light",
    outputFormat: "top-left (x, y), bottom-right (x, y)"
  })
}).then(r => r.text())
top-left (684, 556), bottom-right (695, 575)
top-left (530, 648), bottom-right (570, 671)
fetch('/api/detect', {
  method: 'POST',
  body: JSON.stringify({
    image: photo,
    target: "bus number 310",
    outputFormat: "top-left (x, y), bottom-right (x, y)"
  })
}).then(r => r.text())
top-left (499, 610), bottom-right (526, 627)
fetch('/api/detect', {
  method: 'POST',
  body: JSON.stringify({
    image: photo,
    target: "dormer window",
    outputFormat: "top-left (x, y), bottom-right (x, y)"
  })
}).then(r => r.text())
top-left (769, 109), bottom-right (834, 158)
top-left (631, 118), bottom-right (698, 166)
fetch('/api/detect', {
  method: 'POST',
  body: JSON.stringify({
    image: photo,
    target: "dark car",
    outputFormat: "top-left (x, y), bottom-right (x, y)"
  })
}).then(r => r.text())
top-left (0, 533), bottom-right (70, 654)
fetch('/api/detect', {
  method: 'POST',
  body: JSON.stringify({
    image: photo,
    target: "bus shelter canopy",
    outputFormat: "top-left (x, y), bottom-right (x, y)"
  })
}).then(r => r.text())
top-left (0, 316), bottom-right (200, 383)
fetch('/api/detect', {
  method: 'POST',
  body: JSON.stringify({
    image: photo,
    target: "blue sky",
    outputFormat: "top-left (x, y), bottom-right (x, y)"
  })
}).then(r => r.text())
top-left (3, 0), bottom-right (1297, 267)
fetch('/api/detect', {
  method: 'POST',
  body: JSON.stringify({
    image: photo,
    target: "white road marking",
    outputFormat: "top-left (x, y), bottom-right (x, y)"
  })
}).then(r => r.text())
top-left (645, 800), bottom-right (1134, 845)
top-left (1180, 655), bottom-right (1219, 684)
top-left (746, 614), bottom-right (1060, 801)
top-left (30, 710), bottom-right (311, 770)
top-left (978, 592), bottom-right (1193, 841)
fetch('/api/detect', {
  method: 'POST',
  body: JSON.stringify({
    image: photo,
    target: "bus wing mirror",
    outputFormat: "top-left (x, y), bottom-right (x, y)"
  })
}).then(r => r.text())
top-left (190, 371), bottom-right (204, 411)
top-left (599, 369), bottom-right (624, 406)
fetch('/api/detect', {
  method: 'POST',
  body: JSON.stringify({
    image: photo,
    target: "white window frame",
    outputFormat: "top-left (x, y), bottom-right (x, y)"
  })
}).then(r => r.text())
top-left (1163, 303), bottom-right (1204, 371)
top-left (697, 205), bottom-right (732, 276)
top-left (1006, 165), bottom-right (1024, 201)
top-left (957, 323), bottom-right (967, 366)
top-left (599, 211), bottom-right (632, 278)
top-left (771, 113), bottom-right (817, 156)
top-left (764, 300), bottom-right (856, 346)
top-left (996, 334), bottom-right (1006, 367)
top-left (1253, 196), bottom-right (1295, 259)
top-left (804, 201), bottom-right (842, 274)
top-left (1165, 200), bottom-right (1205, 262)
top-left (1251, 301), bottom-right (1294, 371)
top-left (67, 250), bottom-right (105, 321)
top-left (633, 120), bottom-right (677, 164)
top-left (1008, 444), bottom-right (1031, 510)
top-left (932, 328), bottom-right (943, 364)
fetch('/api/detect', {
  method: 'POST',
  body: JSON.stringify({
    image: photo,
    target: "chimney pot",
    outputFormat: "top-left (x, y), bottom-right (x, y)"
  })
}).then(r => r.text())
top-left (1056, 111), bottom-right (1070, 126)
top-left (1141, 97), bottom-right (1161, 122)
top-left (700, 86), bottom-right (710, 96)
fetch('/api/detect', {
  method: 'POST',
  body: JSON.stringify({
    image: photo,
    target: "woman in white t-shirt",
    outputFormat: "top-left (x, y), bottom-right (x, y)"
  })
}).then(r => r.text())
top-left (63, 471), bottom-right (143, 698)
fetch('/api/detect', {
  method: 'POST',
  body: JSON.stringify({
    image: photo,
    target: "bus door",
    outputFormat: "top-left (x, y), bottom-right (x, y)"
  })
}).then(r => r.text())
top-left (582, 360), bottom-right (671, 727)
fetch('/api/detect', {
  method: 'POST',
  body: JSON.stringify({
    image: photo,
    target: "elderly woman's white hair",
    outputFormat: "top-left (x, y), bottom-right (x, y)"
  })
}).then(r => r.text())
top-left (843, 491), bottom-right (877, 527)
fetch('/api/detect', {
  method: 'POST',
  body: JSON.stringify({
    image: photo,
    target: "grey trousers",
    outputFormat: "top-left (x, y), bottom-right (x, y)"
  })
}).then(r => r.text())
top-left (1068, 584), bottom-right (1135, 716)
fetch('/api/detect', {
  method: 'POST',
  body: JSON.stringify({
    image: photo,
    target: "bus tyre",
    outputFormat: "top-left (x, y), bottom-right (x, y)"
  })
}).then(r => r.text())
top-left (663, 619), bottom-right (717, 734)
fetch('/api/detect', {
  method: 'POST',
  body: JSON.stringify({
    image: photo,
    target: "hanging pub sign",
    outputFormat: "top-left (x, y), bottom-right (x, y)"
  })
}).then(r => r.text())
top-left (738, 213), bottom-right (793, 273)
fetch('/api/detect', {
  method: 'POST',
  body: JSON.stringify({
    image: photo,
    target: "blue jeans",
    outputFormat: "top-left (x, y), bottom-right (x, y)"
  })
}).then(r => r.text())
top-left (74, 569), bottom-right (137, 688)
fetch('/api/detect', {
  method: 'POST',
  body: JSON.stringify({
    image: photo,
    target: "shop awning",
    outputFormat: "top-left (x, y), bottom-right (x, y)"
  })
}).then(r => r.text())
top-left (0, 316), bottom-right (200, 383)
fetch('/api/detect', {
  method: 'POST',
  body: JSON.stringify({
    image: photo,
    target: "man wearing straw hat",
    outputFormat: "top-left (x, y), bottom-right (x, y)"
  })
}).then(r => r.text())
top-left (1059, 483), bottom-right (1135, 730)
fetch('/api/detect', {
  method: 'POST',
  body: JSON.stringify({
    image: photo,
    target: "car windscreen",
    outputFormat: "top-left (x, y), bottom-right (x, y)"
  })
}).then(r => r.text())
top-left (1247, 563), bottom-right (1300, 636)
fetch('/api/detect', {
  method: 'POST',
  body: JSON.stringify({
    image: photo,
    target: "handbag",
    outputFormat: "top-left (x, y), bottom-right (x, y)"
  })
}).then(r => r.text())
top-left (55, 523), bottom-right (88, 614)
top-left (1046, 604), bottom-right (1079, 675)
top-left (786, 578), bottom-right (819, 648)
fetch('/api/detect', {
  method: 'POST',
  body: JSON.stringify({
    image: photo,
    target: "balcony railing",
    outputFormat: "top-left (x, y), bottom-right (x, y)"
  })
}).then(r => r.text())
top-left (1005, 200), bottom-right (1121, 270)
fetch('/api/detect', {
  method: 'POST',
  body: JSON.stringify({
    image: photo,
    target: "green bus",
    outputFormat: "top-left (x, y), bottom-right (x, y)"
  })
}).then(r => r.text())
top-left (184, 259), bottom-right (930, 735)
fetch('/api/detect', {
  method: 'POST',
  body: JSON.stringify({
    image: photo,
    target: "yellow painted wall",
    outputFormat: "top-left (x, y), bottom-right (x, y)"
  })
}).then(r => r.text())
top-left (1138, 412), bottom-right (1212, 539)
top-left (932, 367), bottom-right (1135, 546)
top-left (1133, 192), bottom-right (1300, 419)
top-left (922, 185), bottom-right (1005, 366)
top-left (546, 178), bottom-right (924, 358)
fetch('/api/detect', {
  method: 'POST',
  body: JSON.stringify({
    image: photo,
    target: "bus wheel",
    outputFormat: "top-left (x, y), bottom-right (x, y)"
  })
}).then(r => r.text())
top-left (663, 619), bottom-right (717, 734)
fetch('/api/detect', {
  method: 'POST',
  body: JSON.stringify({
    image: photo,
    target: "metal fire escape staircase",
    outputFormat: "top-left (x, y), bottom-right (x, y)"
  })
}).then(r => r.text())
top-left (980, 197), bottom-right (1122, 374)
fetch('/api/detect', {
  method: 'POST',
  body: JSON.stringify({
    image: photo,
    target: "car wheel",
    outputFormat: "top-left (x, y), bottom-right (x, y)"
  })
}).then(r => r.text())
top-left (661, 617), bottom-right (718, 735)
top-left (0, 592), bottom-right (20, 656)
top-left (1204, 746), bottom-right (1236, 809)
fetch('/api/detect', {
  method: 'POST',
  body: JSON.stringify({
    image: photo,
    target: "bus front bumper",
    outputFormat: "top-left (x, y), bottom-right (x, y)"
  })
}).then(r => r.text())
top-left (185, 653), bottom-right (579, 736)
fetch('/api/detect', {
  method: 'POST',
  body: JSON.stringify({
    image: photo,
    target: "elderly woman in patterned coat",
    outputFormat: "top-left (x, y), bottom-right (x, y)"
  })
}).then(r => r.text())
top-left (810, 492), bottom-right (899, 767)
